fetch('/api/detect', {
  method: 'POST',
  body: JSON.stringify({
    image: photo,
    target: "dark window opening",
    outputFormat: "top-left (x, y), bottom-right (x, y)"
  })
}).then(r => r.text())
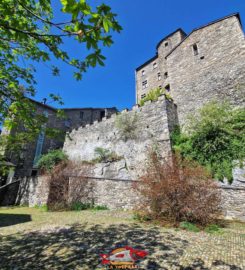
top-left (100, 110), bottom-right (105, 120)
top-left (164, 72), bottom-right (168, 79)
top-left (165, 42), bottom-right (169, 47)
top-left (193, 44), bottom-right (199, 56)
top-left (31, 170), bottom-right (38, 177)
top-left (200, 56), bottom-right (205, 60)
top-left (141, 94), bottom-right (146, 99)
top-left (142, 80), bottom-right (148, 89)
top-left (142, 70), bottom-right (145, 76)
top-left (165, 84), bottom-right (170, 91)
top-left (159, 85), bottom-right (162, 89)
top-left (80, 111), bottom-right (84, 119)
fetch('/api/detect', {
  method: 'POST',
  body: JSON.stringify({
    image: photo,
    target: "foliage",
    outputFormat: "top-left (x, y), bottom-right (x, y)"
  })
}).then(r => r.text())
top-left (139, 87), bottom-right (172, 106)
top-left (69, 202), bottom-right (108, 211)
top-left (179, 221), bottom-right (200, 232)
top-left (0, 0), bottom-right (122, 149)
top-left (93, 147), bottom-right (122, 163)
top-left (47, 160), bottom-right (94, 211)
top-left (171, 101), bottom-right (245, 182)
top-left (204, 224), bottom-right (223, 234)
top-left (34, 204), bottom-right (48, 212)
top-left (134, 152), bottom-right (221, 226)
top-left (37, 149), bottom-right (68, 172)
top-left (92, 205), bottom-right (109, 211)
top-left (115, 112), bottom-right (138, 141)
top-left (69, 202), bottom-right (92, 211)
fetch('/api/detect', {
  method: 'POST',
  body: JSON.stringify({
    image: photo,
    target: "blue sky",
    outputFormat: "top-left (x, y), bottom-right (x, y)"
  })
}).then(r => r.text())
top-left (34, 0), bottom-right (245, 111)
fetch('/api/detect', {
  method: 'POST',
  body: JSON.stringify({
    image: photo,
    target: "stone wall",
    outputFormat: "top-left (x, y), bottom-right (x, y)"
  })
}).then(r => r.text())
top-left (219, 164), bottom-right (245, 221)
top-left (135, 30), bottom-right (185, 103)
top-left (167, 15), bottom-right (245, 125)
top-left (63, 95), bottom-right (175, 180)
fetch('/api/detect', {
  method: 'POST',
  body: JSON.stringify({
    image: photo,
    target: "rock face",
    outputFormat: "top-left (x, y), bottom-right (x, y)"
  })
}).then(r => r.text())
top-left (63, 96), bottom-right (178, 181)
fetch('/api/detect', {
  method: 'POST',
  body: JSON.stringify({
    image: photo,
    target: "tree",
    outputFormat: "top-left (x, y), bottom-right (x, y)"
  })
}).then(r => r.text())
top-left (0, 0), bottom-right (122, 151)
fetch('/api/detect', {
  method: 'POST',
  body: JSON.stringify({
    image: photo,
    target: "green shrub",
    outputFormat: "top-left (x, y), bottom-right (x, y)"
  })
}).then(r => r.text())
top-left (133, 212), bottom-right (151, 222)
top-left (92, 205), bottom-right (109, 210)
top-left (205, 224), bottom-right (223, 234)
top-left (93, 147), bottom-right (122, 163)
top-left (37, 149), bottom-right (68, 172)
top-left (180, 221), bottom-right (200, 232)
top-left (34, 204), bottom-right (48, 212)
top-left (171, 101), bottom-right (245, 183)
top-left (115, 112), bottom-right (138, 141)
top-left (69, 202), bottom-right (91, 211)
top-left (139, 87), bottom-right (172, 106)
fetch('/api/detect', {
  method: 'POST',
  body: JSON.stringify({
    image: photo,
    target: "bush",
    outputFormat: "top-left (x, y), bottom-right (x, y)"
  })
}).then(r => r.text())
top-left (37, 149), bottom-right (68, 173)
top-left (47, 160), bottom-right (94, 211)
top-left (70, 202), bottom-right (92, 211)
top-left (115, 112), bottom-right (138, 141)
top-left (179, 221), bottom-right (200, 232)
top-left (205, 224), bottom-right (223, 234)
top-left (134, 152), bottom-right (221, 226)
top-left (93, 147), bottom-right (122, 163)
top-left (139, 87), bottom-right (172, 106)
top-left (171, 101), bottom-right (245, 182)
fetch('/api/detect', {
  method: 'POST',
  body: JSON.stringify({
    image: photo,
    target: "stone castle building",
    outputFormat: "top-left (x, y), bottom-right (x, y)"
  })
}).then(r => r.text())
top-left (136, 13), bottom-right (245, 124)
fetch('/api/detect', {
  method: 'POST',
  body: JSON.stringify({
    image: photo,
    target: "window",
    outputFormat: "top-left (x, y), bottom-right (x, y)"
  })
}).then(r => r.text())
top-left (164, 72), bottom-right (168, 79)
top-left (141, 94), bottom-right (146, 99)
top-left (153, 62), bottom-right (157, 69)
top-left (142, 80), bottom-right (148, 89)
top-left (80, 111), bottom-right (84, 119)
top-left (165, 42), bottom-right (169, 47)
top-left (192, 43), bottom-right (199, 56)
top-left (100, 110), bottom-right (105, 120)
top-left (165, 84), bottom-right (170, 91)
top-left (142, 70), bottom-right (145, 76)
top-left (157, 72), bottom-right (161, 81)
top-left (159, 85), bottom-right (162, 89)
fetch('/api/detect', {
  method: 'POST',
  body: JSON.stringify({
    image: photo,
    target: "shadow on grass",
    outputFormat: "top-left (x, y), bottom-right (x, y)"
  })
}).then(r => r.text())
top-left (0, 213), bottom-right (31, 228)
top-left (0, 223), bottom-right (242, 270)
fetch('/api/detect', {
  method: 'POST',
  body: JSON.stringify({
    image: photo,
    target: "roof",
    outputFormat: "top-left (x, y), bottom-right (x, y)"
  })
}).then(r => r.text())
top-left (28, 98), bottom-right (118, 112)
top-left (165, 13), bottom-right (242, 58)
top-left (135, 55), bottom-right (158, 71)
top-left (63, 107), bottom-right (118, 111)
top-left (156, 28), bottom-right (187, 50)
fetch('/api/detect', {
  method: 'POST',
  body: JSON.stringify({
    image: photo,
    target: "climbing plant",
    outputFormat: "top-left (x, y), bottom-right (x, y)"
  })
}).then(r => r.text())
top-left (171, 101), bottom-right (245, 182)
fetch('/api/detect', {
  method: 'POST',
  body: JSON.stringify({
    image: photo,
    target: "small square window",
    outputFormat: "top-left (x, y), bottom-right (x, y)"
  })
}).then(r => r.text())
top-left (153, 62), bottom-right (157, 69)
top-left (164, 72), bottom-right (168, 79)
top-left (142, 80), bottom-right (148, 89)
top-left (141, 94), bottom-right (146, 99)
top-left (165, 42), bottom-right (169, 47)
top-left (157, 72), bottom-right (161, 81)
top-left (142, 70), bottom-right (145, 76)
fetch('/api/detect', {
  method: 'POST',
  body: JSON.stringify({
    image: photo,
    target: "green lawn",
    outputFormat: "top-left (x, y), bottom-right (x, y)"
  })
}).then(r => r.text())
top-left (0, 207), bottom-right (245, 270)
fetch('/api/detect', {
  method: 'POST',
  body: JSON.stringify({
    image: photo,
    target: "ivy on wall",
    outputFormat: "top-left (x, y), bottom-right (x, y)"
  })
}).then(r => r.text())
top-left (171, 101), bottom-right (245, 183)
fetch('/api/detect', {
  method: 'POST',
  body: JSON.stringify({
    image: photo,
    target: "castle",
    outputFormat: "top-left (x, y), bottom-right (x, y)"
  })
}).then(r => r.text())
top-left (136, 13), bottom-right (245, 125)
top-left (1, 14), bottom-right (245, 218)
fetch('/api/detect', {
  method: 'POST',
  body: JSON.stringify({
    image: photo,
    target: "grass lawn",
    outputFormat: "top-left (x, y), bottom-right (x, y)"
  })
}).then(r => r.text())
top-left (0, 207), bottom-right (245, 270)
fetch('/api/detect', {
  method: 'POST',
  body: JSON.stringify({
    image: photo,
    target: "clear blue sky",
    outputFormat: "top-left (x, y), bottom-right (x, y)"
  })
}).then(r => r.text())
top-left (34, 0), bottom-right (245, 111)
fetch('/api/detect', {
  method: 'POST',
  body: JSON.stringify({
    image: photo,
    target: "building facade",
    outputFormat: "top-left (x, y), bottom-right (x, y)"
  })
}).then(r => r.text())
top-left (1, 99), bottom-right (117, 178)
top-left (136, 13), bottom-right (245, 125)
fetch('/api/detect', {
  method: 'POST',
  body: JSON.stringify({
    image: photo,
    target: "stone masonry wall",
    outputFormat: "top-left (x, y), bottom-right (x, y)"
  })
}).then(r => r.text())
top-left (167, 15), bottom-right (245, 126)
top-left (63, 95), bottom-right (175, 181)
